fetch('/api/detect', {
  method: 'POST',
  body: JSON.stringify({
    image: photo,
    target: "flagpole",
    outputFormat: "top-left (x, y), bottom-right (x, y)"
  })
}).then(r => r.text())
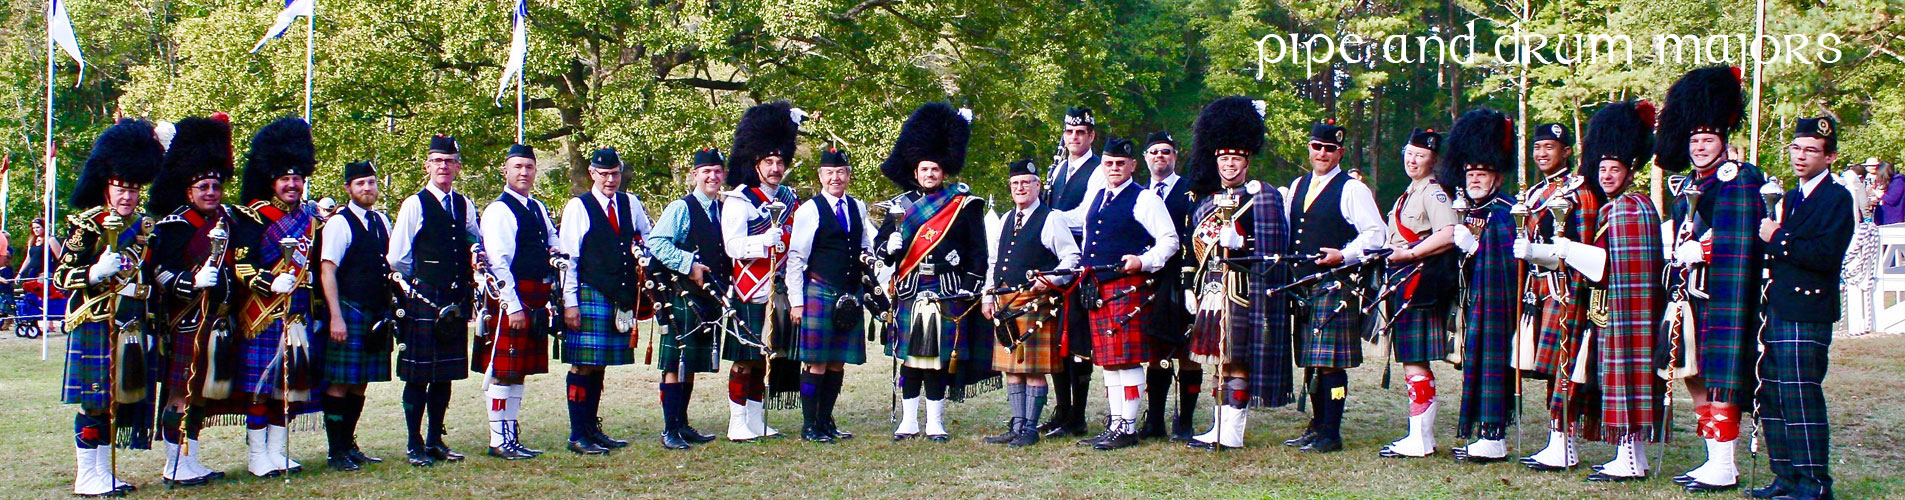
top-left (516, 66), bottom-right (524, 144)
top-left (42, 0), bottom-right (57, 360)
top-left (303, 2), bottom-right (314, 121)
top-left (515, 1), bottom-right (525, 144)
top-left (1749, 0), bottom-right (1765, 165)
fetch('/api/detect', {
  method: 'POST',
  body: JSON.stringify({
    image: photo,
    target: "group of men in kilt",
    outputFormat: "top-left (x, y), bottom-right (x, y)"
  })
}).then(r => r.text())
top-left (51, 64), bottom-right (1850, 500)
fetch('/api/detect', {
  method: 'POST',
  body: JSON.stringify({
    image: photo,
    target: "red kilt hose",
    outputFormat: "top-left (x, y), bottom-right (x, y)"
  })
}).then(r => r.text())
top-left (472, 280), bottom-right (552, 380)
top-left (1088, 274), bottom-right (1156, 366)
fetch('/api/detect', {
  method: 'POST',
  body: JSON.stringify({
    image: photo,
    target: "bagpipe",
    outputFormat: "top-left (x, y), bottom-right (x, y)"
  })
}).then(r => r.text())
top-left (546, 250), bottom-right (573, 360)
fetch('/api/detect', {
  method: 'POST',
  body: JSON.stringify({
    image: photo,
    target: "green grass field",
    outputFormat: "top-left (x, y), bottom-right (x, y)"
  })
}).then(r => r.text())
top-left (5, 333), bottom-right (1901, 499)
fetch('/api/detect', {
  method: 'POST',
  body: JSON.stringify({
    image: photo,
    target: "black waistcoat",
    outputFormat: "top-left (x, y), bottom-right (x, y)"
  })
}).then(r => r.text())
top-left (1290, 172), bottom-right (1355, 276)
top-left (413, 190), bottom-right (473, 285)
top-left (677, 195), bottom-right (730, 276)
top-left (809, 195), bottom-right (865, 288)
top-left (577, 192), bottom-right (639, 306)
top-left (994, 205), bottom-right (1058, 288)
top-left (498, 193), bottom-right (553, 283)
top-left (338, 208), bottom-right (391, 306)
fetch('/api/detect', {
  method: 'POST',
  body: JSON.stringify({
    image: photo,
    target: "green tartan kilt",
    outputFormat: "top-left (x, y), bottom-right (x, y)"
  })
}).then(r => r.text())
top-left (659, 293), bottom-right (720, 374)
top-left (722, 301), bottom-right (779, 362)
top-left (1298, 283), bottom-right (1364, 369)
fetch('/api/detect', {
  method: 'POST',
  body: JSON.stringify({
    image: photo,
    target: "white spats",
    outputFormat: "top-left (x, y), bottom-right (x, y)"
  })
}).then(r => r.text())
top-left (727, 400), bottom-right (759, 442)
top-left (267, 424), bottom-right (301, 472)
top-left (1382, 400), bottom-right (1438, 457)
top-left (489, 384), bottom-right (513, 448)
top-left (1528, 429), bottom-right (1577, 468)
top-left (74, 446), bottom-right (110, 496)
top-left (894, 397), bottom-right (921, 437)
top-left (246, 428), bottom-right (276, 477)
top-left (1686, 438), bottom-right (1738, 486)
top-left (1215, 405), bottom-right (1247, 448)
top-left (1464, 437), bottom-right (1507, 459)
top-left (924, 399), bottom-right (948, 438)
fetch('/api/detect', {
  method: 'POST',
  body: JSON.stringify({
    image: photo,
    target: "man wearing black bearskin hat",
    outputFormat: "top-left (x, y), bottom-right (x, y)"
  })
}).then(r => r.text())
top-left (1180, 97), bottom-right (1292, 450)
top-left (647, 147), bottom-right (735, 450)
top-left (1652, 66), bottom-right (1766, 493)
top-left (147, 113), bottom-right (240, 486)
top-left (717, 102), bottom-right (806, 442)
top-left (1038, 106), bottom-right (1104, 439)
top-left (1515, 117), bottom-right (1610, 473)
top-left (230, 116), bottom-right (324, 478)
top-left (1376, 127), bottom-right (1460, 459)
top-left (1136, 130), bottom-right (1201, 443)
top-left (472, 144), bottom-right (557, 461)
top-left (315, 158), bottom-right (393, 471)
top-left (1281, 118), bottom-right (1386, 454)
top-left (873, 103), bottom-right (994, 442)
top-left (59, 118), bottom-right (163, 496)
top-left (386, 134), bottom-right (483, 466)
top-left (786, 146), bottom-right (878, 443)
top-left (557, 147), bottom-right (652, 455)
top-left (1437, 108), bottom-right (1521, 464)
top-left (1751, 116), bottom-right (1853, 500)
top-left (976, 158), bottom-right (1080, 448)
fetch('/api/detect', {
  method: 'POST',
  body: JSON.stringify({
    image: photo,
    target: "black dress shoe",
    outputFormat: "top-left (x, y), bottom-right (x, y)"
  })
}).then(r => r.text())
top-left (1135, 420), bottom-right (1167, 440)
top-left (801, 425), bottom-right (835, 444)
top-left (1093, 430), bottom-right (1140, 450)
top-left (425, 444), bottom-right (465, 462)
top-left (589, 426), bottom-right (629, 449)
top-left (825, 422), bottom-right (853, 440)
top-left (405, 448), bottom-right (435, 467)
top-left (327, 455), bottom-right (362, 472)
top-left (925, 433), bottom-right (950, 443)
top-left (659, 429), bottom-right (693, 450)
top-left (1078, 427), bottom-right (1118, 447)
top-left (487, 445), bottom-right (534, 460)
top-left (1168, 422), bottom-right (1194, 443)
top-left (567, 439), bottom-right (610, 455)
top-left (347, 446), bottom-right (382, 464)
top-left (983, 429), bottom-right (1018, 445)
top-left (1748, 484), bottom-right (1791, 499)
top-left (162, 474), bottom-right (210, 487)
top-left (1685, 481), bottom-right (1739, 493)
top-left (1283, 430), bottom-right (1318, 447)
top-left (1298, 436), bottom-right (1343, 453)
top-left (514, 440), bottom-right (544, 456)
top-left (1525, 461), bottom-right (1574, 472)
top-left (1006, 429), bottom-right (1041, 448)
top-left (679, 426), bottom-right (717, 444)
top-left (1586, 472), bottom-right (1644, 482)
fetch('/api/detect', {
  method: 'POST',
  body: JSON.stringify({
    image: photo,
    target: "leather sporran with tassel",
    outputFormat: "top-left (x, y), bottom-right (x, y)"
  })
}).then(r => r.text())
top-left (905, 294), bottom-right (942, 359)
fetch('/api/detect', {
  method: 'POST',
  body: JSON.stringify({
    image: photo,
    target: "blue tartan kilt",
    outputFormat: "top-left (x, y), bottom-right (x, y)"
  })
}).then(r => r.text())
top-left (62, 321), bottom-right (113, 409)
top-left (1298, 282), bottom-right (1364, 369)
top-left (722, 302), bottom-right (771, 362)
top-left (566, 285), bottom-right (633, 367)
top-left (1390, 302), bottom-right (1451, 363)
top-left (660, 292), bottom-right (720, 374)
top-left (323, 300), bottom-right (392, 385)
top-left (797, 280), bottom-right (866, 365)
top-left (396, 282), bottom-right (470, 383)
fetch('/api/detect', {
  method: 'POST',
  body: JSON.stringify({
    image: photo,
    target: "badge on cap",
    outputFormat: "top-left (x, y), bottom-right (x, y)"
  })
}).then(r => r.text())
top-left (1550, 124), bottom-right (1564, 138)
top-left (1719, 162), bottom-right (1738, 182)
top-left (1817, 119), bottom-right (1833, 137)
top-left (1424, 136), bottom-right (1436, 149)
top-left (1333, 129), bottom-right (1346, 143)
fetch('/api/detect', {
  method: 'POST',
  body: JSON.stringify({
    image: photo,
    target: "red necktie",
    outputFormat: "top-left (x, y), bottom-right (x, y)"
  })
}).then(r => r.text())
top-left (606, 197), bottom-right (621, 233)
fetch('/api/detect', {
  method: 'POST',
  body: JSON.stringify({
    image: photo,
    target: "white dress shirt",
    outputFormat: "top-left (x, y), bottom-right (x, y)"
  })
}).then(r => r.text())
top-left (982, 199), bottom-right (1081, 304)
top-left (320, 202), bottom-right (385, 266)
top-left (387, 183), bottom-right (482, 275)
top-left (558, 190), bottom-right (653, 306)
top-left (1072, 179), bottom-right (1181, 273)
top-left (1285, 166), bottom-right (1388, 265)
top-left (720, 185), bottom-right (796, 303)
top-left (482, 188), bottom-right (560, 314)
top-left (785, 192), bottom-right (874, 305)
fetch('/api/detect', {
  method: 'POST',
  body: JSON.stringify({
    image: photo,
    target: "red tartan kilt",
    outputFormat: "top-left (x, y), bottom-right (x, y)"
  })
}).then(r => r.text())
top-left (1088, 275), bottom-right (1155, 366)
top-left (471, 281), bottom-right (551, 379)
top-left (1530, 276), bottom-right (1584, 377)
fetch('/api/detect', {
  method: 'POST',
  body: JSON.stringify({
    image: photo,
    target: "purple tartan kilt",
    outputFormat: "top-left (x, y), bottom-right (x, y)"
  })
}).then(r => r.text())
top-left (165, 307), bottom-right (236, 392)
top-left (1298, 282), bottom-right (1363, 369)
top-left (1390, 302), bottom-right (1451, 363)
top-left (471, 281), bottom-right (551, 380)
top-left (1088, 275), bottom-right (1156, 366)
top-left (397, 282), bottom-right (470, 383)
top-left (797, 280), bottom-right (866, 365)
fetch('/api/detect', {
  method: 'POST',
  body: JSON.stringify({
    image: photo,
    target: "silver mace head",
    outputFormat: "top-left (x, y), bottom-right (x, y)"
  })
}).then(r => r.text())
top-left (1451, 195), bottom-right (1472, 220)
top-left (1545, 196), bottom-right (1573, 239)
top-left (1760, 177), bottom-right (1785, 209)
top-left (764, 201), bottom-right (787, 224)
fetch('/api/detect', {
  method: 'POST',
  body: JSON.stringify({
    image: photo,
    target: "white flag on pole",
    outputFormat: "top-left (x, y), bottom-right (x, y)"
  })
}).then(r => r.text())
top-left (250, 0), bottom-right (316, 53)
top-left (493, 0), bottom-right (528, 103)
top-left (48, 0), bottom-right (86, 83)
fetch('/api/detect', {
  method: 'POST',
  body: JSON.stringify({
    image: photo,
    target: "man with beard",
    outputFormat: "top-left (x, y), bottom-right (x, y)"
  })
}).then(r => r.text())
top-left (1438, 109), bottom-right (1520, 464)
top-left (719, 102), bottom-right (805, 442)
top-left (231, 117), bottom-right (323, 478)
top-left (316, 159), bottom-right (393, 471)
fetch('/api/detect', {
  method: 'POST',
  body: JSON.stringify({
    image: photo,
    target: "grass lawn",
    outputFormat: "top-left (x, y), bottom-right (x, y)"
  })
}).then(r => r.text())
top-left (4, 332), bottom-right (1900, 499)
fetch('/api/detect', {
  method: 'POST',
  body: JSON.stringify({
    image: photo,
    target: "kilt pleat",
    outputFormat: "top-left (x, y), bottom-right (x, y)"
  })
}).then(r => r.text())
top-left (397, 282), bottom-right (470, 383)
top-left (1088, 274), bottom-right (1156, 366)
top-left (323, 300), bottom-right (392, 385)
top-left (1390, 302), bottom-right (1452, 363)
top-left (1298, 282), bottom-right (1363, 369)
top-left (565, 285), bottom-right (634, 366)
top-left (991, 290), bottom-right (1063, 374)
top-left (659, 292), bottom-right (720, 374)
top-left (62, 321), bottom-right (113, 409)
top-left (797, 280), bottom-right (866, 365)
top-left (472, 281), bottom-right (551, 379)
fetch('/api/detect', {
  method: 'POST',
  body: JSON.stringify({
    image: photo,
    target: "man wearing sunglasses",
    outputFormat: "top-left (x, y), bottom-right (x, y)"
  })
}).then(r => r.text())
top-left (1136, 131), bottom-right (1201, 442)
top-left (1040, 106), bottom-right (1106, 439)
top-left (1281, 120), bottom-right (1387, 454)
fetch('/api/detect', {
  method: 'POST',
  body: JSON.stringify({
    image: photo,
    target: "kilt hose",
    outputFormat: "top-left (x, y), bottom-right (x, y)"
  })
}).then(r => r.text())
top-left (397, 281), bottom-right (470, 383)
top-left (1759, 320), bottom-right (1834, 498)
top-left (323, 299), bottom-right (393, 385)
top-left (659, 292), bottom-right (720, 374)
top-left (991, 290), bottom-right (1063, 374)
top-left (471, 280), bottom-right (552, 380)
top-left (1389, 301), bottom-right (1451, 364)
top-left (797, 279), bottom-right (866, 365)
top-left (1298, 281), bottom-right (1364, 369)
top-left (1087, 274), bottom-right (1156, 367)
top-left (565, 285), bottom-right (635, 367)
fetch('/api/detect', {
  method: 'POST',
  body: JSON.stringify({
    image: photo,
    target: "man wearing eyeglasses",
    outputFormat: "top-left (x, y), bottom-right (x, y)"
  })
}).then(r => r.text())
top-left (1040, 106), bottom-right (1106, 439)
top-left (1134, 131), bottom-right (1200, 442)
top-left (556, 148), bottom-right (652, 455)
top-left (1751, 116), bottom-right (1852, 500)
top-left (387, 135), bottom-right (485, 466)
top-left (1281, 120), bottom-right (1386, 454)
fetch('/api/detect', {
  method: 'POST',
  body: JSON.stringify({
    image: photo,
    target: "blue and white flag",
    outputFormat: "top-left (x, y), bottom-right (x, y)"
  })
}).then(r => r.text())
top-left (250, 0), bottom-right (315, 53)
top-left (493, 0), bottom-right (528, 102)
top-left (47, 0), bottom-right (86, 82)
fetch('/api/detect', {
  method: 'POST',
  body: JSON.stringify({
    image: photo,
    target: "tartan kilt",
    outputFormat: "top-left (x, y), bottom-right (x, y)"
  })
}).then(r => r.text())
top-left (164, 307), bottom-right (227, 393)
top-left (1692, 299), bottom-right (1758, 404)
top-left (1298, 281), bottom-right (1363, 369)
top-left (887, 274), bottom-right (961, 369)
top-left (62, 320), bottom-right (114, 409)
top-left (1529, 275), bottom-right (1586, 377)
top-left (566, 285), bottom-right (635, 366)
top-left (659, 292), bottom-right (720, 374)
top-left (991, 290), bottom-right (1064, 374)
top-left (1188, 273), bottom-right (1255, 366)
top-left (1391, 302), bottom-right (1452, 363)
top-left (396, 282), bottom-right (470, 383)
top-left (1088, 274), bottom-right (1156, 367)
top-left (323, 300), bottom-right (392, 385)
top-left (722, 302), bottom-right (771, 362)
top-left (797, 279), bottom-right (865, 365)
top-left (471, 281), bottom-right (551, 380)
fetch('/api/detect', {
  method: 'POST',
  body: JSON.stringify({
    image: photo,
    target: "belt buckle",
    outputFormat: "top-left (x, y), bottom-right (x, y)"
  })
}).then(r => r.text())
top-left (919, 263), bottom-right (937, 275)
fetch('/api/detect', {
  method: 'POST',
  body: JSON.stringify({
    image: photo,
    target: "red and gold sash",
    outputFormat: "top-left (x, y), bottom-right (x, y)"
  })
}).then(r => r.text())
top-left (894, 194), bottom-right (971, 283)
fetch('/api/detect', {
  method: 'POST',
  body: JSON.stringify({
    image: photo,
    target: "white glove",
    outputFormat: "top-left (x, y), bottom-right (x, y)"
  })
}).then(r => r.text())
top-left (1673, 240), bottom-right (1705, 266)
top-left (1183, 290), bottom-right (1198, 313)
top-left (885, 233), bottom-right (903, 254)
top-left (1452, 225), bottom-right (1479, 255)
top-left (269, 273), bottom-right (297, 294)
top-left (1526, 243), bottom-right (1563, 270)
top-left (192, 266), bottom-right (220, 289)
top-left (1511, 238), bottom-right (1532, 260)
top-left (1219, 225), bottom-right (1244, 249)
top-left (87, 252), bottom-right (124, 285)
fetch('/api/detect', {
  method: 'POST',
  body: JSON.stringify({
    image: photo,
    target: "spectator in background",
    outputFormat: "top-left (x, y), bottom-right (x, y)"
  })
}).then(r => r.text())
top-left (1865, 158), bottom-right (1905, 225)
